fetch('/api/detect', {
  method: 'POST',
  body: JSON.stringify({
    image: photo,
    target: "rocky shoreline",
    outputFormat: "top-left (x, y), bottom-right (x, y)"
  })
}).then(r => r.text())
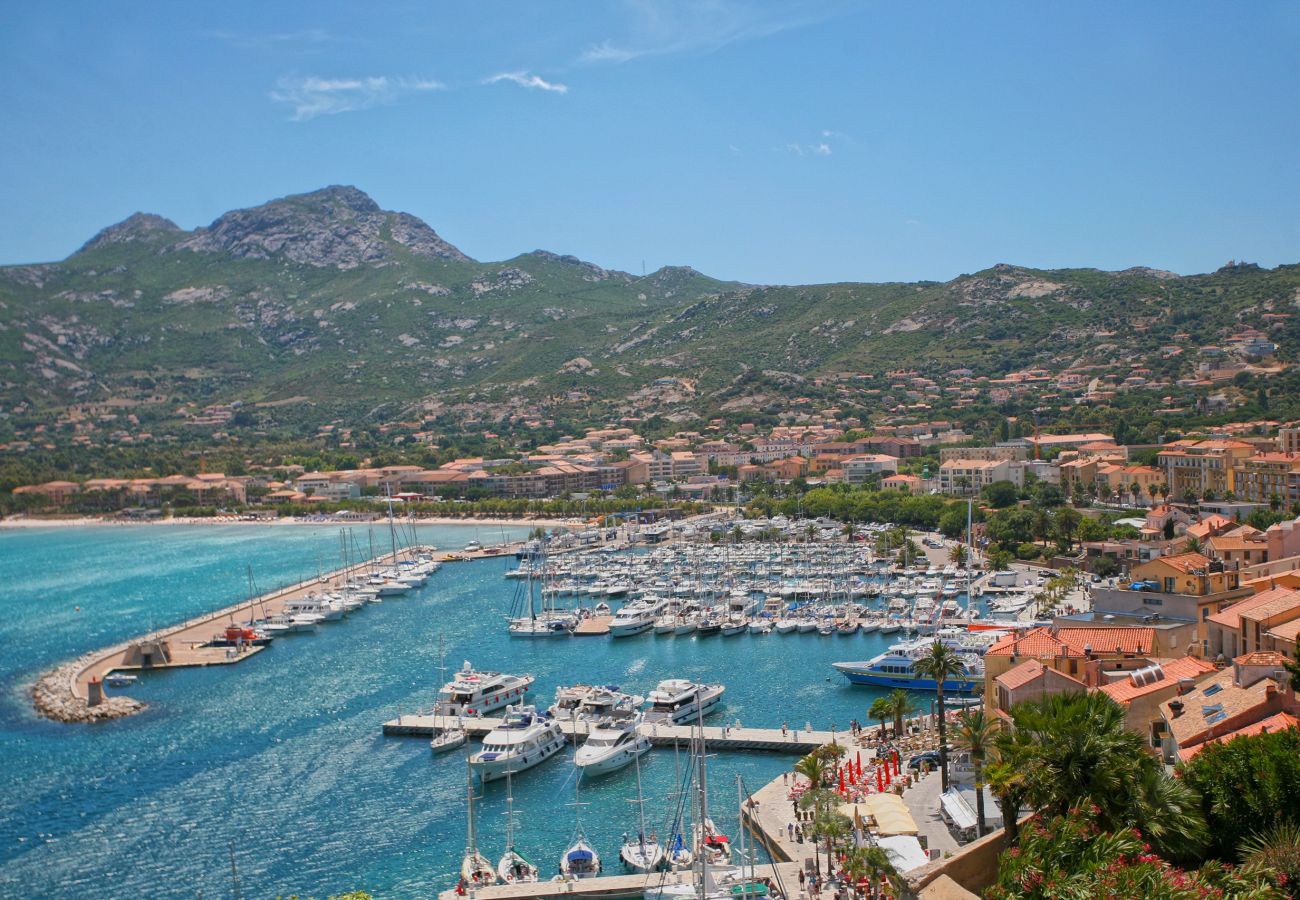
top-left (31, 656), bottom-right (144, 724)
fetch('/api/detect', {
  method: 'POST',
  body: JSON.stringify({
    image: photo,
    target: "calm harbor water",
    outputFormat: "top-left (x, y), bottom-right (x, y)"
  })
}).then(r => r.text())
top-left (0, 526), bottom-right (918, 899)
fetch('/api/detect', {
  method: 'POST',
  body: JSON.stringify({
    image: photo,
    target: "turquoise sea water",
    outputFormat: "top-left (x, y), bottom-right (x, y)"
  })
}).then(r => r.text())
top-left (0, 526), bottom-right (915, 899)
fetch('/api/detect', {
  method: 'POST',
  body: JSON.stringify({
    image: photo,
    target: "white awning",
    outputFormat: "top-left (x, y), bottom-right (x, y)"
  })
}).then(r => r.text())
top-left (876, 835), bottom-right (930, 873)
top-left (940, 787), bottom-right (978, 832)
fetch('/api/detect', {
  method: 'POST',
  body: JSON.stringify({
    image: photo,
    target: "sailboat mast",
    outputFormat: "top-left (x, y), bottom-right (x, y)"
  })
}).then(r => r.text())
top-left (504, 772), bottom-right (516, 852)
top-left (633, 752), bottom-right (649, 842)
top-left (465, 756), bottom-right (477, 856)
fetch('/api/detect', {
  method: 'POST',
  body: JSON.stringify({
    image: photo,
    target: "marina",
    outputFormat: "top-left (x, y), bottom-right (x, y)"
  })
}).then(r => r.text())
top-left (1, 521), bottom-right (1023, 898)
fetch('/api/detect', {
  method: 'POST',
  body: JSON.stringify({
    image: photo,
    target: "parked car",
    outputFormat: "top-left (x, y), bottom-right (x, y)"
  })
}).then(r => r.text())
top-left (907, 750), bottom-right (941, 772)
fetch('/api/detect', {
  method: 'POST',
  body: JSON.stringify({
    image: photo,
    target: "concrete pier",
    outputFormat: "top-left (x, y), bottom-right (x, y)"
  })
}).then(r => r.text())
top-left (384, 715), bottom-right (841, 753)
top-left (434, 862), bottom-right (805, 900)
top-left (33, 541), bottom-right (523, 723)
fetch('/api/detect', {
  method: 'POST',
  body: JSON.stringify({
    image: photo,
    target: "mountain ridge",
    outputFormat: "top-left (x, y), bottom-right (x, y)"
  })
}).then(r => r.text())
top-left (3, 186), bottom-right (1299, 435)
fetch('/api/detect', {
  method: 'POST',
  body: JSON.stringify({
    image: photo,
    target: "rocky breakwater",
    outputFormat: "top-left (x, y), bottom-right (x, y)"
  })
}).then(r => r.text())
top-left (32, 653), bottom-right (144, 723)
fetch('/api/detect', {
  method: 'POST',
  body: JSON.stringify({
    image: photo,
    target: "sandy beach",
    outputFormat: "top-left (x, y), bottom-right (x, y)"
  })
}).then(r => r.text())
top-left (0, 514), bottom-right (584, 530)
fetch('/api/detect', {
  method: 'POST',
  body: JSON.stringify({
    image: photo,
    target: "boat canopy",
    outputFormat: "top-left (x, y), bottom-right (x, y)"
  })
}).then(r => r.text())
top-left (567, 849), bottom-right (594, 861)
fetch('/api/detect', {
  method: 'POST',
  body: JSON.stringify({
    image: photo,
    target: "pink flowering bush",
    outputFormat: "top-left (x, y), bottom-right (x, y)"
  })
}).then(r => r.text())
top-left (986, 808), bottom-right (1280, 899)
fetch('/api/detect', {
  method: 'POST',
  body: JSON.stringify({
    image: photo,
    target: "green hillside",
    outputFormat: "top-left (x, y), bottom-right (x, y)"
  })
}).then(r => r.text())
top-left (2, 185), bottom-right (1298, 434)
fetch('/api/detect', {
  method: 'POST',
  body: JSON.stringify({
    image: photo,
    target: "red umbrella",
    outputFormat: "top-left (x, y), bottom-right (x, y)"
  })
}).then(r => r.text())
top-left (849, 767), bottom-right (856, 786)
top-left (893, 750), bottom-right (901, 776)
top-left (884, 764), bottom-right (892, 788)
top-left (856, 754), bottom-right (863, 778)
top-left (838, 767), bottom-right (846, 794)
top-left (876, 765), bottom-right (884, 792)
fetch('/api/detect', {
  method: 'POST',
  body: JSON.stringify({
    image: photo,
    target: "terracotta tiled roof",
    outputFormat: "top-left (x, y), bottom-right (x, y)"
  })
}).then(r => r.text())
top-left (1232, 651), bottom-right (1292, 666)
top-left (1159, 668), bottom-right (1284, 748)
top-left (987, 629), bottom-right (1070, 658)
top-left (994, 659), bottom-right (1048, 690)
top-left (1238, 593), bottom-right (1300, 623)
top-left (1207, 588), bottom-right (1300, 629)
top-left (1057, 627), bottom-right (1156, 655)
top-left (1266, 619), bottom-right (1300, 644)
top-left (986, 626), bottom-right (1155, 658)
top-left (1179, 712), bottom-right (1300, 760)
top-left (1157, 552), bottom-right (1214, 574)
top-left (1099, 656), bottom-right (1216, 705)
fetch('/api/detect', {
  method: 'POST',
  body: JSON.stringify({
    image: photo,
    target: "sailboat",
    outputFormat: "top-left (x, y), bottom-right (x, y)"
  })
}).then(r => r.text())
top-left (460, 757), bottom-right (497, 887)
top-left (496, 773), bottom-right (539, 883)
top-left (509, 540), bottom-right (575, 637)
top-left (690, 711), bottom-right (732, 867)
top-left (429, 637), bottom-right (467, 754)
top-left (663, 742), bottom-right (695, 872)
top-left (559, 777), bottom-right (602, 879)
top-left (620, 753), bottom-right (664, 871)
top-left (644, 721), bottom-right (768, 900)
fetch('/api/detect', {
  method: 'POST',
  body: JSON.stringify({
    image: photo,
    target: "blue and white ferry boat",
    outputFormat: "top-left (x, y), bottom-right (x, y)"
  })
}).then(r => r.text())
top-left (831, 629), bottom-right (1005, 692)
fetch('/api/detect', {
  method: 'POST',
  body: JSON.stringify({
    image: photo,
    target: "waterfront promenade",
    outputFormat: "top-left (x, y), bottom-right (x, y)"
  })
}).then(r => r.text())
top-left (31, 541), bottom-right (525, 723)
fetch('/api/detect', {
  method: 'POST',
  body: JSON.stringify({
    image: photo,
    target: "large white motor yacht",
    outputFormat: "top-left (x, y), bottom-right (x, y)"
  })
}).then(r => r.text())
top-left (574, 716), bottom-right (651, 776)
top-left (643, 679), bottom-right (725, 724)
top-left (434, 661), bottom-right (534, 717)
top-left (469, 705), bottom-right (565, 782)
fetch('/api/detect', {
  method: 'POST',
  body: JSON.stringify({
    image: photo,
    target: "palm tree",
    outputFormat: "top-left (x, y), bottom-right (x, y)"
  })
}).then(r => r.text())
top-left (951, 708), bottom-right (997, 837)
top-left (842, 845), bottom-right (901, 899)
top-left (1129, 482), bottom-right (1141, 507)
top-left (886, 689), bottom-right (916, 739)
top-left (1147, 483), bottom-right (1159, 507)
top-left (799, 787), bottom-right (848, 876)
top-left (948, 543), bottom-right (968, 567)
top-left (869, 697), bottom-right (892, 741)
top-left (985, 737), bottom-right (1031, 844)
top-left (794, 753), bottom-right (827, 789)
top-left (911, 641), bottom-right (969, 790)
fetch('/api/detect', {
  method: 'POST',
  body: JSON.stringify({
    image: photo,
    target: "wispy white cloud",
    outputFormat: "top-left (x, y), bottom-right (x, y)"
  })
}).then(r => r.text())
top-left (786, 141), bottom-right (832, 157)
top-left (270, 75), bottom-right (444, 121)
top-left (484, 71), bottom-right (569, 94)
top-left (206, 28), bottom-right (335, 49)
top-left (580, 0), bottom-right (851, 65)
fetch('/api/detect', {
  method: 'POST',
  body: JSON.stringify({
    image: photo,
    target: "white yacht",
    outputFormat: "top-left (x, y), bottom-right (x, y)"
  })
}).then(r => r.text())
top-left (643, 679), bottom-right (725, 724)
top-left (283, 593), bottom-right (344, 622)
top-left (774, 618), bottom-right (798, 634)
top-left (434, 661), bottom-right (535, 717)
top-left (575, 716), bottom-right (651, 776)
top-left (470, 705), bottom-right (565, 782)
top-left (549, 684), bottom-right (643, 723)
top-left (609, 597), bottom-right (668, 637)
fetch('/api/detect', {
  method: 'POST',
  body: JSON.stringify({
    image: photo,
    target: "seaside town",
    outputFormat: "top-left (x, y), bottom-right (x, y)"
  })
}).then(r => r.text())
top-left (6, 5), bottom-right (1300, 900)
top-left (10, 409), bottom-right (1300, 898)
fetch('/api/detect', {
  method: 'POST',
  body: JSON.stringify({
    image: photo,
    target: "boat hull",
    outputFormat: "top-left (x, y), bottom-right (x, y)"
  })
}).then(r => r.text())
top-left (575, 737), bottom-right (650, 776)
top-left (471, 731), bottom-right (566, 782)
top-left (833, 666), bottom-right (978, 692)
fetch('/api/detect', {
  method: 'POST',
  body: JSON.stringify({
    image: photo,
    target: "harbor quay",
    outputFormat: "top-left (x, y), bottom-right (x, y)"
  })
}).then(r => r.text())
top-left (384, 714), bottom-right (842, 754)
top-left (30, 540), bottom-right (524, 724)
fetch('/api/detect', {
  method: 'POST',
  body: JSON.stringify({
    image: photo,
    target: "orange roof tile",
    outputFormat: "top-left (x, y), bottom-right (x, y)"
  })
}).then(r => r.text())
top-left (1179, 712), bottom-right (1299, 760)
top-left (1154, 552), bottom-right (1214, 573)
top-left (1232, 651), bottom-right (1292, 666)
top-left (1207, 588), bottom-right (1300, 629)
top-left (1099, 656), bottom-right (1216, 705)
top-left (994, 659), bottom-right (1048, 690)
top-left (1056, 627), bottom-right (1156, 655)
top-left (1266, 619), bottom-right (1300, 644)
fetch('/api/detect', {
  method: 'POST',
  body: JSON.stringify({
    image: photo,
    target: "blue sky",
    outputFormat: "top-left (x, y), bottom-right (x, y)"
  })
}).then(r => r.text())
top-left (3, 1), bottom-right (1298, 284)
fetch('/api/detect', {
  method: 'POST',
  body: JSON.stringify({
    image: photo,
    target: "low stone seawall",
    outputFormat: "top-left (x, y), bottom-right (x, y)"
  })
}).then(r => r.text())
top-left (32, 658), bottom-right (144, 723)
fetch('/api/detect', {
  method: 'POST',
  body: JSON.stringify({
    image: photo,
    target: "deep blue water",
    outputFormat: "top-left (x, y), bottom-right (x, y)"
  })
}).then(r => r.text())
top-left (0, 526), bottom-right (913, 899)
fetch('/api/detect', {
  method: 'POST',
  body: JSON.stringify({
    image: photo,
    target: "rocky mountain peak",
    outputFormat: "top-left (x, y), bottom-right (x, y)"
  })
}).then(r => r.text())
top-left (78, 212), bottom-right (182, 253)
top-left (171, 186), bottom-right (470, 269)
